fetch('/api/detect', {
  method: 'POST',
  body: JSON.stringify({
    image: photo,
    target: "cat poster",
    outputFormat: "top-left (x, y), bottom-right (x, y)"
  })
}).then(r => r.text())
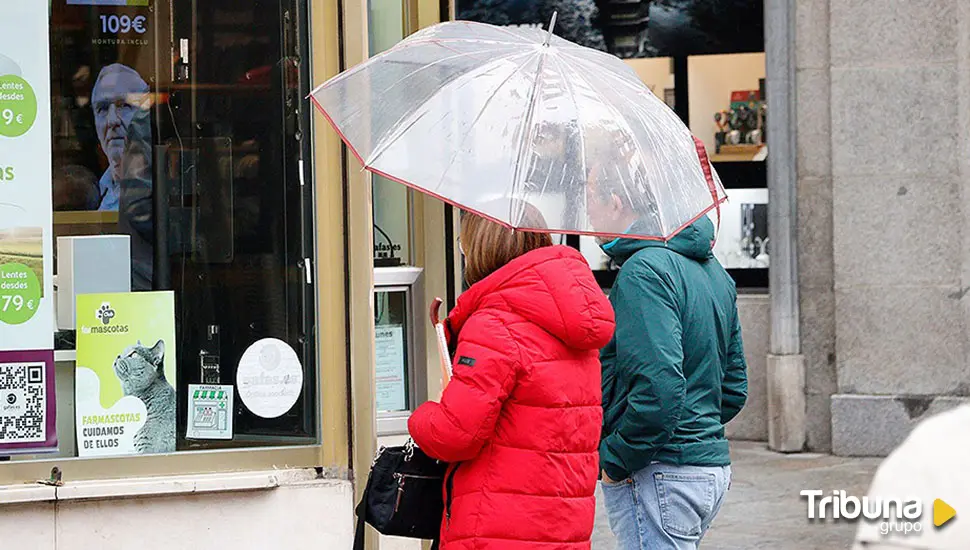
top-left (75, 291), bottom-right (176, 457)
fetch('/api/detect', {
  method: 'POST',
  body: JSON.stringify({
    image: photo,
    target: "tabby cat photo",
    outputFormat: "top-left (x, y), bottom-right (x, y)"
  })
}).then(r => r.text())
top-left (113, 340), bottom-right (176, 453)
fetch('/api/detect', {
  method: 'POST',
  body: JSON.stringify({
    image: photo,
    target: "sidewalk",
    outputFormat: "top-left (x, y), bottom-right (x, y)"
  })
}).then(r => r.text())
top-left (592, 441), bottom-right (882, 549)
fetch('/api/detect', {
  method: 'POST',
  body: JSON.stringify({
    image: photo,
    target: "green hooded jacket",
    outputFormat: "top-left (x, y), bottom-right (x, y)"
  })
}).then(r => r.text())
top-left (599, 216), bottom-right (747, 481)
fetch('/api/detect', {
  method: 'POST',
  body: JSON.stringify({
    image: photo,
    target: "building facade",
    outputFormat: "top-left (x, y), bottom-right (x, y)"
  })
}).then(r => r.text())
top-left (5, 0), bottom-right (966, 548)
top-left (1, 0), bottom-right (451, 548)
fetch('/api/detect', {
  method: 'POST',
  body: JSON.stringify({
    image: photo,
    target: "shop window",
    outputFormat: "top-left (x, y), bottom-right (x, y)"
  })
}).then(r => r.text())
top-left (454, 0), bottom-right (768, 290)
top-left (369, 0), bottom-right (412, 268)
top-left (1, 0), bottom-right (317, 461)
top-left (686, 53), bottom-right (767, 288)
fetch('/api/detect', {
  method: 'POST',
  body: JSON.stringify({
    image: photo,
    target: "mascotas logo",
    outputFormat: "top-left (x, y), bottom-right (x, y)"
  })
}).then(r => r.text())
top-left (802, 490), bottom-right (956, 536)
top-left (81, 301), bottom-right (129, 334)
top-left (96, 302), bottom-right (115, 325)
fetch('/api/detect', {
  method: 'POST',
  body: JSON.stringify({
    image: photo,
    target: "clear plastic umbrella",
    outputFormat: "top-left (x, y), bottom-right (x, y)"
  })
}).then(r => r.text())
top-left (310, 17), bottom-right (726, 240)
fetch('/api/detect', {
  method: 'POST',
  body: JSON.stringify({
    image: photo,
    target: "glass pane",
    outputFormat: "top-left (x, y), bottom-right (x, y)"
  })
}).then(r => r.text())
top-left (38, 0), bottom-right (316, 459)
top-left (710, 188), bottom-right (769, 269)
top-left (374, 290), bottom-right (410, 413)
top-left (368, 0), bottom-right (411, 267)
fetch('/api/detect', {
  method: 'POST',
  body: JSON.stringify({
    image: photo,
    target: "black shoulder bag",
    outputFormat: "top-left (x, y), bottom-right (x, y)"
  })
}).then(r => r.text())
top-left (353, 439), bottom-right (448, 550)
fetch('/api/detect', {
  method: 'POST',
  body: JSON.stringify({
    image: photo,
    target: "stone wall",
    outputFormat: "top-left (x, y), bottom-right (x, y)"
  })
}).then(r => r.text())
top-left (725, 294), bottom-right (771, 441)
top-left (795, 0), bottom-right (970, 455)
top-left (795, 0), bottom-right (837, 452)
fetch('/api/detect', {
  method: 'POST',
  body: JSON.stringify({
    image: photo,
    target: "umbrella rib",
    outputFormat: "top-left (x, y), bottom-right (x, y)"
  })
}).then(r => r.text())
top-left (562, 60), bottom-right (666, 235)
top-left (508, 49), bottom-right (549, 227)
top-left (363, 48), bottom-right (530, 168)
top-left (550, 53), bottom-right (589, 228)
top-left (387, 36), bottom-right (533, 50)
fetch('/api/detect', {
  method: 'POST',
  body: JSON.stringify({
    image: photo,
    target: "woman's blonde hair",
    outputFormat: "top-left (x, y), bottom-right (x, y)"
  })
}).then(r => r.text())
top-left (460, 202), bottom-right (552, 287)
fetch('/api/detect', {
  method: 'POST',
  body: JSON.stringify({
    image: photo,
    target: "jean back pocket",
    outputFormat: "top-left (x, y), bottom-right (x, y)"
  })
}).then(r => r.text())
top-left (653, 471), bottom-right (716, 538)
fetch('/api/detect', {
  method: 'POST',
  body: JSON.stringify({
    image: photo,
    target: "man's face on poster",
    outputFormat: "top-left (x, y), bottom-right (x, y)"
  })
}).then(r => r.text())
top-left (92, 64), bottom-right (149, 181)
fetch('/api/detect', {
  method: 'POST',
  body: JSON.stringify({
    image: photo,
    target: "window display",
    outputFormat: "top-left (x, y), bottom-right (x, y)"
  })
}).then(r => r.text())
top-left (1, 0), bottom-right (319, 462)
top-left (687, 53), bottom-right (766, 163)
top-left (456, 0), bottom-right (768, 289)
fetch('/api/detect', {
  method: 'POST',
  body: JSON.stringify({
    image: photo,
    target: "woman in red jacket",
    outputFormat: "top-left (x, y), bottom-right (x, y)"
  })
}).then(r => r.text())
top-left (408, 206), bottom-right (615, 550)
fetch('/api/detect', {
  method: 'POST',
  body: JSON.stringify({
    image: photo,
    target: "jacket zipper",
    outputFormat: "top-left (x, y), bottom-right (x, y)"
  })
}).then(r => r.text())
top-left (393, 473), bottom-right (443, 514)
top-left (444, 464), bottom-right (460, 528)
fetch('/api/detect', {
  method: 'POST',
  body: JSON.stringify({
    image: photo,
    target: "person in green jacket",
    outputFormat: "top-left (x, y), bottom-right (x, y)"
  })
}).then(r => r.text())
top-left (587, 173), bottom-right (748, 550)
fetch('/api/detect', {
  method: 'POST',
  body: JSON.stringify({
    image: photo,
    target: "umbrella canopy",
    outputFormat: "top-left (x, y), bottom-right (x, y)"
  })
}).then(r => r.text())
top-left (310, 19), bottom-right (727, 240)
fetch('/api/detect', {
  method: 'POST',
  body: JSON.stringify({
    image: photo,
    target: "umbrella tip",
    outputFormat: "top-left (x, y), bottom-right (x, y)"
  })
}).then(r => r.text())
top-left (543, 11), bottom-right (558, 46)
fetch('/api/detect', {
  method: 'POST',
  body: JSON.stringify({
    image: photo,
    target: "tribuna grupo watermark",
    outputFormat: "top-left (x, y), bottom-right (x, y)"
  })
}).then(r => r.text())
top-left (801, 490), bottom-right (925, 536)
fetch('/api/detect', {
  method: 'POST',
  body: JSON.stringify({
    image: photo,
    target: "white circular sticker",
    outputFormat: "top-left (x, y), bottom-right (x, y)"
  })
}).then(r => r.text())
top-left (236, 338), bottom-right (304, 419)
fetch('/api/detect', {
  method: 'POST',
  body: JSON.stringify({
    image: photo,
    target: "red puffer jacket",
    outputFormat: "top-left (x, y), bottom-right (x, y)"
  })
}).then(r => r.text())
top-left (408, 245), bottom-right (615, 550)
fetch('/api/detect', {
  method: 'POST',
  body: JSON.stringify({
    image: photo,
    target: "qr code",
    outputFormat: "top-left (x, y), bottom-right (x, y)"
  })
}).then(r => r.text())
top-left (0, 362), bottom-right (47, 444)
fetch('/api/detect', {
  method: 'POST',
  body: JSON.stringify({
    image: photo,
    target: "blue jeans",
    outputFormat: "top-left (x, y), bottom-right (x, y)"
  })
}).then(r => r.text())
top-left (601, 463), bottom-right (732, 550)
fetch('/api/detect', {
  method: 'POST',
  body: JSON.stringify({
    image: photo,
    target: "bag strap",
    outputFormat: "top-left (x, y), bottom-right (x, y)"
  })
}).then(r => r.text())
top-left (692, 135), bottom-right (721, 247)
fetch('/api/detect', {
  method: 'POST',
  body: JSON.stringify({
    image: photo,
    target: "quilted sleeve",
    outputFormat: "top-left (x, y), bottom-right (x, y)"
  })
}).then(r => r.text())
top-left (408, 312), bottom-right (519, 463)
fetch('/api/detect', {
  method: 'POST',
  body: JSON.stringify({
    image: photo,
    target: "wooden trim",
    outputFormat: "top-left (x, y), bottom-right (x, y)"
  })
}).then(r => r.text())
top-left (310, 0), bottom-right (353, 472)
top-left (411, 0), bottom-right (441, 31)
top-left (339, 0), bottom-right (378, 520)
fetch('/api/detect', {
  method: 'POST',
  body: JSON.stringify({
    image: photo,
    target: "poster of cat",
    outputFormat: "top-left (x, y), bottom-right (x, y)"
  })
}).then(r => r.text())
top-left (75, 291), bottom-right (176, 457)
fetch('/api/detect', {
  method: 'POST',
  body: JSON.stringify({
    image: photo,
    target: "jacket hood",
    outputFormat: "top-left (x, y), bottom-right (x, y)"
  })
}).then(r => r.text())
top-left (449, 245), bottom-right (614, 351)
top-left (601, 216), bottom-right (715, 265)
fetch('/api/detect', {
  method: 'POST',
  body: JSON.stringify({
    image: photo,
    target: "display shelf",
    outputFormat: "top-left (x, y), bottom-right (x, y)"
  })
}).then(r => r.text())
top-left (53, 211), bottom-right (119, 225)
top-left (711, 144), bottom-right (766, 163)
